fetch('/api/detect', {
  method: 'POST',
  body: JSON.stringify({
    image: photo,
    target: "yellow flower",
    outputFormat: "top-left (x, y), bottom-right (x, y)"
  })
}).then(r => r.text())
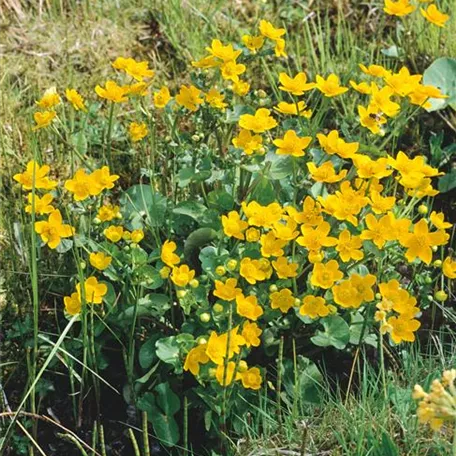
top-left (222, 211), bottom-right (249, 240)
top-left (14, 160), bottom-right (58, 190)
top-left (442, 257), bottom-right (456, 279)
top-left (333, 280), bottom-right (363, 308)
top-left (272, 256), bottom-right (298, 279)
top-left (239, 108), bottom-right (277, 133)
top-left (183, 344), bottom-right (209, 376)
top-left (274, 101), bottom-right (312, 118)
top-left (89, 252), bottom-right (112, 271)
top-left (232, 129), bottom-right (263, 155)
top-left (429, 211), bottom-right (452, 230)
top-left (90, 166), bottom-right (119, 192)
top-left (25, 193), bottom-right (54, 215)
top-left (95, 80), bottom-right (128, 103)
top-left (336, 229), bottom-right (364, 262)
top-left (232, 80), bottom-right (250, 96)
top-left (112, 57), bottom-right (154, 81)
top-left (420, 4), bottom-right (450, 27)
top-left (259, 20), bottom-right (286, 41)
top-left (245, 227), bottom-right (261, 242)
top-left (310, 260), bottom-right (343, 289)
top-left (240, 257), bottom-right (267, 284)
top-left (170, 264), bottom-right (195, 287)
top-left (260, 231), bottom-right (287, 258)
top-left (97, 204), bottom-right (120, 222)
top-left (65, 88), bottom-right (86, 111)
top-left (32, 111), bottom-right (57, 131)
top-left (76, 276), bottom-right (108, 304)
top-left (154, 86), bottom-right (172, 108)
top-left (215, 362), bottom-right (238, 387)
top-left (34, 209), bottom-right (74, 249)
top-left (161, 240), bottom-right (180, 267)
top-left (317, 130), bottom-right (359, 159)
top-left (175, 85), bottom-right (204, 111)
top-left (64, 292), bottom-right (82, 315)
top-left (278, 72), bottom-right (315, 95)
top-left (125, 82), bottom-right (149, 97)
top-left (369, 191), bottom-right (396, 214)
top-left (242, 35), bottom-right (264, 53)
top-left (315, 74), bottom-right (348, 97)
top-left (369, 85), bottom-right (400, 118)
top-left (36, 87), bottom-right (60, 109)
top-left (383, 0), bottom-right (415, 16)
top-left (409, 84), bottom-right (448, 109)
top-left (350, 81), bottom-right (374, 94)
top-left (128, 230), bottom-right (143, 244)
top-left (358, 105), bottom-right (387, 135)
top-left (273, 130), bottom-right (312, 157)
top-left (359, 64), bottom-right (389, 78)
top-left (239, 367), bottom-right (262, 390)
top-left (384, 67), bottom-right (422, 97)
top-left (296, 221), bottom-right (337, 252)
top-left (191, 55), bottom-right (220, 68)
top-left (360, 213), bottom-right (391, 248)
top-left (236, 294), bottom-right (263, 321)
top-left (352, 155), bottom-right (392, 180)
top-left (104, 225), bottom-right (124, 243)
top-left (274, 38), bottom-right (287, 58)
top-left (307, 161), bottom-right (347, 183)
top-left (221, 61), bottom-right (246, 83)
top-left (242, 321), bottom-right (262, 347)
top-left (129, 122), bottom-right (148, 142)
top-left (350, 273), bottom-right (376, 303)
top-left (270, 288), bottom-right (295, 313)
top-left (399, 219), bottom-right (449, 264)
top-left (386, 315), bottom-right (421, 343)
top-left (205, 88), bottom-right (228, 110)
top-left (273, 218), bottom-right (299, 241)
top-left (299, 295), bottom-right (330, 319)
top-left (213, 278), bottom-right (242, 301)
top-left (64, 169), bottom-right (97, 201)
top-left (206, 39), bottom-right (242, 62)
top-left (242, 201), bottom-right (283, 228)
top-left (291, 196), bottom-right (323, 226)
top-left (206, 328), bottom-right (245, 365)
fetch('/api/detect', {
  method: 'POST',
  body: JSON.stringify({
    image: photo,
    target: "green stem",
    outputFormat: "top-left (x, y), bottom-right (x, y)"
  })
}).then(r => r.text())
top-left (106, 102), bottom-right (115, 170)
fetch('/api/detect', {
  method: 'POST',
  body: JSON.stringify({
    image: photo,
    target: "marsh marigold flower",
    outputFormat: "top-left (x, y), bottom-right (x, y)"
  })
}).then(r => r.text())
top-left (236, 294), bottom-right (263, 321)
top-left (307, 161), bottom-right (347, 183)
top-left (213, 278), bottom-right (242, 301)
top-left (95, 80), bottom-right (128, 103)
top-left (273, 130), bottom-right (312, 157)
top-left (129, 122), bottom-right (148, 142)
top-left (215, 362), bottom-right (238, 387)
top-left (239, 367), bottom-right (262, 390)
top-left (76, 276), bottom-right (107, 304)
top-left (232, 80), bottom-right (250, 96)
top-left (259, 20), bottom-right (286, 41)
top-left (154, 86), bottom-right (172, 108)
top-left (206, 328), bottom-right (245, 365)
top-left (336, 229), bottom-right (364, 262)
top-left (104, 225), bottom-right (124, 242)
top-left (442, 257), bottom-right (456, 279)
top-left (97, 204), bottom-right (120, 222)
top-left (175, 85), bottom-right (204, 111)
top-left (242, 322), bottom-right (262, 347)
top-left (429, 211), bottom-right (452, 230)
top-left (64, 292), bottom-right (82, 315)
top-left (272, 256), bottom-right (298, 279)
top-left (221, 61), bottom-right (246, 83)
top-left (317, 130), bottom-right (359, 159)
top-left (386, 314), bottom-right (420, 343)
top-left (33, 111), bottom-right (57, 130)
top-left (222, 211), bottom-right (248, 240)
top-left (359, 64), bottom-right (389, 78)
top-left (300, 295), bottom-right (330, 319)
top-left (36, 87), bottom-right (60, 109)
top-left (358, 105), bottom-right (387, 135)
top-left (270, 288), bottom-right (295, 313)
top-left (384, 67), bottom-right (422, 97)
top-left (206, 39), bottom-right (242, 62)
top-left (232, 129), bottom-right (263, 155)
top-left (274, 101), bottom-right (312, 118)
top-left (420, 4), bottom-right (449, 27)
top-left (14, 160), bottom-right (58, 190)
top-left (35, 210), bottom-right (74, 249)
top-left (311, 260), bottom-right (343, 289)
top-left (170, 264), bottom-right (195, 287)
top-left (240, 257), bottom-right (267, 284)
top-left (64, 169), bottom-right (99, 201)
top-left (184, 344), bottom-right (210, 376)
top-left (239, 108), bottom-right (277, 133)
top-left (315, 74), bottom-right (348, 97)
top-left (383, 0), bottom-right (415, 16)
top-left (241, 34), bottom-right (264, 53)
top-left (89, 252), bottom-right (112, 271)
top-left (278, 72), bottom-right (315, 95)
top-left (112, 57), bottom-right (154, 81)
top-left (65, 89), bottom-right (86, 111)
top-left (25, 193), bottom-right (54, 215)
top-left (205, 88), bottom-right (228, 109)
top-left (260, 231), bottom-right (287, 258)
top-left (161, 240), bottom-right (180, 268)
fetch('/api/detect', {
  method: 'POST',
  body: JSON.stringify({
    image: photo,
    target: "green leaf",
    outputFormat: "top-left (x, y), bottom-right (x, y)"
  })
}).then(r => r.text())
top-left (150, 413), bottom-right (180, 447)
top-left (155, 336), bottom-right (181, 372)
top-left (154, 382), bottom-right (180, 415)
top-left (349, 312), bottom-right (377, 347)
top-left (266, 154), bottom-right (294, 180)
top-left (423, 57), bottom-right (456, 111)
top-left (120, 184), bottom-right (167, 228)
top-left (438, 170), bottom-right (456, 193)
top-left (139, 337), bottom-right (159, 369)
top-left (173, 200), bottom-right (207, 221)
top-left (311, 315), bottom-right (350, 349)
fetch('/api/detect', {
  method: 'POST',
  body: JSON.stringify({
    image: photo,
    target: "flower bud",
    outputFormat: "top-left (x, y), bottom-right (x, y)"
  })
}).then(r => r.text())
top-left (93, 217), bottom-right (101, 224)
top-left (79, 261), bottom-right (86, 270)
top-left (424, 276), bottom-right (433, 284)
top-left (191, 134), bottom-right (200, 142)
top-left (215, 266), bottom-right (226, 276)
top-left (435, 290), bottom-right (448, 302)
top-left (375, 292), bottom-right (382, 300)
top-left (256, 147), bottom-right (266, 156)
top-left (238, 360), bottom-right (248, 373)
top-left (189, 279), bottom-right (199, 288)
top-left (433, 260), bottom-right (442, 268)
top-left (159, 266), bottom-right (171, 279)
top-left (176, 289), bottom-right (187, 299)
top-left (213, 303), bottom-right (224, 313)
top-left (226, 259), bottom-right (238, 271)
top-left (256, 89), bottom-right (267, 99)
top-left (432, 246), bottom-right (438, 252)
top-left (197, 336), bottom-right (208, 345)
top-left (418, 204), bottom-right (428, 215)
top-left (199, 312), bottom-right (211, 323)
top-left (269, 284), bottom-right (278, 293)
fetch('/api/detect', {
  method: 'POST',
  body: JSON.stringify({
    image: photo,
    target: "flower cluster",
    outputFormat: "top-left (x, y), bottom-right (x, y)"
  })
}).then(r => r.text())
top-left (384, 0), bottom-right (450, 28)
